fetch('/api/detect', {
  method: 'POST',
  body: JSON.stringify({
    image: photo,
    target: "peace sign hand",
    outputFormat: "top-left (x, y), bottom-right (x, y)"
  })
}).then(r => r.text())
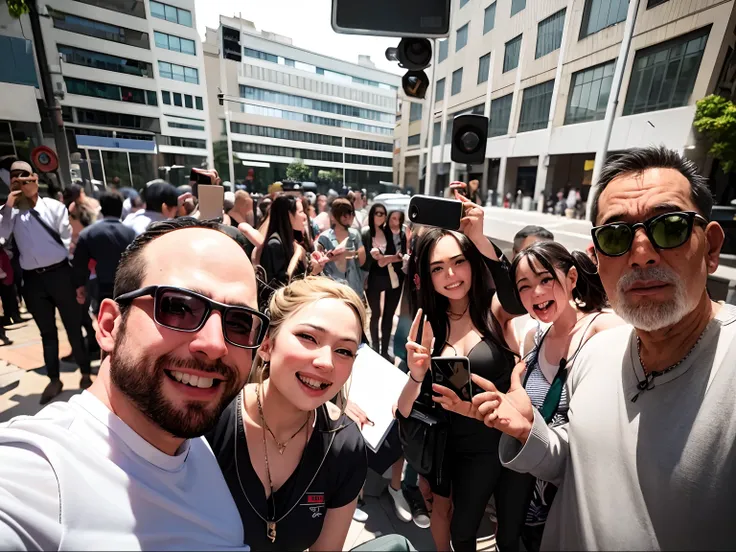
top-left (405, 308), bottom-right (434, 384)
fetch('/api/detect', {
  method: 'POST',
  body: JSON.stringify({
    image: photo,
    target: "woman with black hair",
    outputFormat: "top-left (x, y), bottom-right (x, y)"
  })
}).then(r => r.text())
top-left (433, 241), bottom-right (624, 551)
top-left (397, 193), bottom-right (527, 552)
top-left (361, 204), bottom-right (405, 359)
top-left (259, 196), bottom-right (325, 293)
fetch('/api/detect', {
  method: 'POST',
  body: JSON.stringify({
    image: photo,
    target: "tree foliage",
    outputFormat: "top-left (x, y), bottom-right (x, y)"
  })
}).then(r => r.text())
top-left (694, 94), bottom-right (736, 173)
top-left (317, 169), bottom-right (342, 185)
top-left (5, 0), bottom-right (31, 18)
top-left (286, 159), bottom-right (311, 182)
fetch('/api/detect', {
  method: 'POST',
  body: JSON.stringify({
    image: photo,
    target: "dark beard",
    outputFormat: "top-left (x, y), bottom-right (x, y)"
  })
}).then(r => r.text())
top-left (109, 325), bottom-right (246, 439)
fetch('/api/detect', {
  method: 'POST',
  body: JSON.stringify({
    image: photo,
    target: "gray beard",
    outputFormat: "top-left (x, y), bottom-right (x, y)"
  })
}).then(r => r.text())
top-left (612, 266), bottom-right (691, 331)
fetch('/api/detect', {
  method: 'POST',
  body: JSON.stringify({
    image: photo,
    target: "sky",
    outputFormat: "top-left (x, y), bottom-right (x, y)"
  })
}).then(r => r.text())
top-left (194, 0), bottom-right (403, 75)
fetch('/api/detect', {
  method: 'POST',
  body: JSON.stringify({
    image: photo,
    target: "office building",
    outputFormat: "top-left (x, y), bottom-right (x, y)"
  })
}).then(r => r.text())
top-left (394, 0), bottom-right (736, 204)
top-left (0, 0), bottom-right (213, 189)
top-left (203, 16), bottom-right (399, 192)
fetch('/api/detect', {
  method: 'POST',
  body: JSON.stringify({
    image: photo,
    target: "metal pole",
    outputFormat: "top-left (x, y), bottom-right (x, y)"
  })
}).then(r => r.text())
top-left (423, 39), bottom-right (438, 196)
top-left (28, 0), bottom-right (71, 189)
top-left (586, 0), bottom-right (641, 221)
top-left (224, 103), bottom-right (235, 184)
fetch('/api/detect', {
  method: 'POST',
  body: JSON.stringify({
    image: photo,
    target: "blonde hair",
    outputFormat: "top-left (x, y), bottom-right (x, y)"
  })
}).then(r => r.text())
top-left (251, 277), bottom-right (366, 405)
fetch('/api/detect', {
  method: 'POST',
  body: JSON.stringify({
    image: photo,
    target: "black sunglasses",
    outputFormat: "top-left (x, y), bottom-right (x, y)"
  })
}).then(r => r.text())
top-left (591, 211), bottom-right (708, 257)
top-left (115, 285), bottom-right (269, 349)
top-left (10, 170), bottom-right (31, 178)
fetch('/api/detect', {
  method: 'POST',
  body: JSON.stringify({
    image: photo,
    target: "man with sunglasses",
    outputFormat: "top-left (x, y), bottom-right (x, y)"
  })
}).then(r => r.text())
top-left (0, 218), bottom-right (265, 550)
top-left (466, 147), bottom-right (736, 549)
top-left (0, 160), bottom-right (91, 404)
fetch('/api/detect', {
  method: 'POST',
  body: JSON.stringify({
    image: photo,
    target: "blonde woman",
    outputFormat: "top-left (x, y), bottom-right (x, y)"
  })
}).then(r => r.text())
top-left (207, 278), bottom-right (415, 552)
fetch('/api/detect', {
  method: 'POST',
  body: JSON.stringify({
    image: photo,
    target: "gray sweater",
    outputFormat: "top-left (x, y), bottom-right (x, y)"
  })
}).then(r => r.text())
top-left (500, 304), bottom-right (736, 550)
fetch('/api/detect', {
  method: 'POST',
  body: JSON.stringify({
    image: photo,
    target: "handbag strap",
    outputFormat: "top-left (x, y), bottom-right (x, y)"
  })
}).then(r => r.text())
top-left (29, 199), bottom-right (64, 248)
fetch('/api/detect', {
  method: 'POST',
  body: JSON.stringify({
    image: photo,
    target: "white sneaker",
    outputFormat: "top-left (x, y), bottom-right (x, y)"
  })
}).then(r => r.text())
top-left (388, 485), bottom-right (412, 523)
top-left (353, 507), bottom-right (369, 523)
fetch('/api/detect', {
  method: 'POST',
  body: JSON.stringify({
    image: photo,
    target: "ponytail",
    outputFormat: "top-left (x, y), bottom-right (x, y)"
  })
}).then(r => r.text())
top-left (569, 250), bottom-right (607, 312)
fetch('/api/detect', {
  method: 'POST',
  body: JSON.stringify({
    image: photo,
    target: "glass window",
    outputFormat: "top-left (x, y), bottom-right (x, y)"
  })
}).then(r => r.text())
top-left (503, 35), bottom-right (522, 72)
top-left (460, 0), bottom-right (469, 7)
top-left (154, 31), bottom-right (168, 49)
top-left (162, 91), bottom-right (171, 105)
top-left (647, 0), bottom-right (669, 7)
top-left (149, 1), bottom-right (165, 19)
top-left (173, 92), bottom-right (182, 107)
top-left (483, 2), bottom-right (496, 34)
top-left (438, 39), bottom-right (448, 63)
top-left (237, 104), bottom-right (393, 135)
top-left (511, 0), bottom-right (526, 16)
top-left (195, 96), bottom-right (203, 110)
top-left (580, 0), bottom-right (628, 39)
top-left (518, 80), bottom-right (555, 132)
top-left (58, 44), bottom-right (153, 78)
top-left (565, 60), bottom-right (615, 124)
top-left (451, 69), bottom-right (463, 95)
top-left (158, 61), bottom-right (172, 79)
top-left (408, 134), bottom-right (421, 146)
top-left (128, 152), bottom-right (156, 189)
top-left (48, 8), bottom-right (149, 49)
top-left (146, 90), bottom-right (157, 106)
top-left (409, 102), bottom-right (423, 122)
top-left (433, 121), bottom-right (441, 145)
top-left (181, 38), bottom-right (195, 55)
top-left (184, 95), bottom-right (193, 108)
top-left (169, 35), bottom-right (181, 52)
top-left (172, 64), bottom-right (185, 81)
top-left (284, 58), bottom-right (295, 67)
top-left (489, 93), bottom-right (513, 137)
top-left (177, 8), bottom-right (192, 27)
top-left (102, 151), bottom-right (131, 187)
top-left (623, 27), bottom-right (710, 115)
top-left (456, 23), bottom-right (468, 52)
top-left (478, 53), bottom-right (491, 84)
top-left (435, 78), bottom-right (445, 102)
top-left (164, 4), bottom-right (177, 22)
top-left (536, 9), bottom-right (566, 59)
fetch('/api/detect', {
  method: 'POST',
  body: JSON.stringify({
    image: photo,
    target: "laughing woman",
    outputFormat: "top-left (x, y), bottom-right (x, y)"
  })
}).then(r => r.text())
top-left (207, 278), bottom-right (415, 552)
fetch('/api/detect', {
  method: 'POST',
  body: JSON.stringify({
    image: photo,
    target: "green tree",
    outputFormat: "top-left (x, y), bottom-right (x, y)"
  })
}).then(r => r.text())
top-left (286, 159), bottom-right (312, 182)
top-left (694, 94), bottom-right (736, 173)
top-left (317, 169), bottom-right (342, 186)
top-left (5, 0), bottom-right (30, 17)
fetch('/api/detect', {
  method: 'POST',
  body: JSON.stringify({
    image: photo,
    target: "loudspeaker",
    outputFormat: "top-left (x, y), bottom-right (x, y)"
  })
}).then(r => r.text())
top-left (31, 146), bottom-right (59, 173)
top-left (450, 114), bottom-right (488, 164)
top-left (332, 0), bottom-right (451, 38)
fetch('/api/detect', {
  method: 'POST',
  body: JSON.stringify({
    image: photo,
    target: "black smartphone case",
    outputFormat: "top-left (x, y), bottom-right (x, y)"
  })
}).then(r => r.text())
top-left (408, 195), bottom-right (463, 231)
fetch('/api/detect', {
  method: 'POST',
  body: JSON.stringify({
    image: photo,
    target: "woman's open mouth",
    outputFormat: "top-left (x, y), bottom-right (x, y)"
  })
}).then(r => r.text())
top-left (296, 372), bottom-right (332, 392)
top-left (533, 300), bottom-right (555, 315)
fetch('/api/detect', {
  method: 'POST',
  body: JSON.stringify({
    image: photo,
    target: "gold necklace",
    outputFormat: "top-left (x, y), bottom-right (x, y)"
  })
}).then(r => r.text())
top-left (256, 384), bottom-right (310, 455)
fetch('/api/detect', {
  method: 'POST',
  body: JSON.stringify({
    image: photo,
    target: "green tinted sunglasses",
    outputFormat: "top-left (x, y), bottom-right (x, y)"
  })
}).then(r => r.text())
top-left (591, 211), bottom-right (708, 257)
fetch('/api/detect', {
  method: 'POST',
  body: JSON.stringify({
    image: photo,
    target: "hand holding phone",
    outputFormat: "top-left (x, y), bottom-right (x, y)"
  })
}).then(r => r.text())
top-left (197, 185), bottom-right (224, 220)
top-left (408, 195), bottom-right (463, 231)
top-left (430, 356), bottom-right (474, 402)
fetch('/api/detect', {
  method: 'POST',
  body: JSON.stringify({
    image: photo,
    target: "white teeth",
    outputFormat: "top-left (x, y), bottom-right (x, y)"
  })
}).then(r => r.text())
top-left (170, 371), bottom-right (215, 389)
top-left (445, 282), bottom-right (462, 289)
top-left (298, 374), bottom-right (329, 390)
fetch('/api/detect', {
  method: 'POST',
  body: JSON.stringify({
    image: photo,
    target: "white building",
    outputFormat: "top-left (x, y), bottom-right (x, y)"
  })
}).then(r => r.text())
top-left (1, 0), bottom-right (214, 189)
top-left (203, 16), bottom-right (399, 192)
top-left (394, 0), bottom-right (736, 205)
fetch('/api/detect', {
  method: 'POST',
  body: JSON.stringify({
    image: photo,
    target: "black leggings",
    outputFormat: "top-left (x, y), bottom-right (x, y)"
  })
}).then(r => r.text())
top-left (435, 447), bottom-right (529, 552)
top-left (365, 283), bottom-right (403, 357)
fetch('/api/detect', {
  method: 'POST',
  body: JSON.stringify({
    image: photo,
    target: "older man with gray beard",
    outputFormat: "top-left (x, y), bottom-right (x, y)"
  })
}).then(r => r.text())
top-left (446, 147), bottom-right (736, 550)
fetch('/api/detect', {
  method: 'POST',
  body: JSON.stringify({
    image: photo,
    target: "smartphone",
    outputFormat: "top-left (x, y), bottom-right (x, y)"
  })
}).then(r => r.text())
top-left (431, 356), bottom-right (476, 401)
top-left (190, 168), bottom-right (213, 185)
top-left (198, 184), bottom-right (224, 220)
top-left (408, 195), bottom-right (463, 231)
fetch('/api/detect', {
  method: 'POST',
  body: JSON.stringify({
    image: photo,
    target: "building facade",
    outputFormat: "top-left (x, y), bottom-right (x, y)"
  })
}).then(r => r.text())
top-left (394, 0), bottom-right (736, 204)
top-left (1, 0), bottom-right (214, 189)
top-left (204, 16), bottom-right (399, 193)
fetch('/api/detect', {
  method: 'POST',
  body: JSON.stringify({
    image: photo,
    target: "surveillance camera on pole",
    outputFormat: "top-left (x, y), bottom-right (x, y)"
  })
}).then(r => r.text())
top-left (386, 38), bottom-right (433, 99)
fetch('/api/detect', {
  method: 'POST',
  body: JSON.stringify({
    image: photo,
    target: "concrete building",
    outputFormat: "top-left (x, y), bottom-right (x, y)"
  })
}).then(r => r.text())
top-left (393, 0), bottom-right (736, 205)
top-left (203, 16), bottom-right (399, 193)
top-left (0, 0), bottom-right (214, 189)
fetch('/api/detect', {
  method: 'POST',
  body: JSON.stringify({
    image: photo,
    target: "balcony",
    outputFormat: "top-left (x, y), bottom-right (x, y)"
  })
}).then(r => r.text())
top-left (0, 36), bottom-right (38, 87)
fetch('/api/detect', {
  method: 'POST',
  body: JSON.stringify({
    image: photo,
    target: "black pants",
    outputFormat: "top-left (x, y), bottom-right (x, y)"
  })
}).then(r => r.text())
top-left (23, 262), bottom-right (90, 380)
top-left (366, 282), bottom-right (403, 357)
top-left (0, 282), bottom-right (20, 320)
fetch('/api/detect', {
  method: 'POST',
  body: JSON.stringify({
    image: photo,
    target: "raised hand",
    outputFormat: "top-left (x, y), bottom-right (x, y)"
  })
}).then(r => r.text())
top-left (5, 190), bottom-right (22, 209)
top-left (405, 308), bottom-right (434, 384)
top-left (455, 188), bottom-right (485, 245)
top-left (471, 361), bottom-right (535, 442)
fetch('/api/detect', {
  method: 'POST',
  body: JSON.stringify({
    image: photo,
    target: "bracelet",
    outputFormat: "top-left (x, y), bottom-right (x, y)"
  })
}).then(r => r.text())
top-left (409, 373), bottom-right (423, 384)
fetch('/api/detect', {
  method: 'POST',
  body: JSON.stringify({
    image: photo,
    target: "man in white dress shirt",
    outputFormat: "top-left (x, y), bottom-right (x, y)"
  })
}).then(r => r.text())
top-left (0, 161), bottom-right (90, 403)
top-left (0, 218), bottom-right (262, 550)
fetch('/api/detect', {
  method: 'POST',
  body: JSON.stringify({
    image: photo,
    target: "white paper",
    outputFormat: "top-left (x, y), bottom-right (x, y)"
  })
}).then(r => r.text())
top-left (347, 345), bottom-right (409, 452)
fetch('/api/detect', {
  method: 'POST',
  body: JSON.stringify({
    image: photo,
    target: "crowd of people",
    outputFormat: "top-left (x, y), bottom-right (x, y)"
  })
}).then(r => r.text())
top-left (0, 145), bottom-right (734, 551)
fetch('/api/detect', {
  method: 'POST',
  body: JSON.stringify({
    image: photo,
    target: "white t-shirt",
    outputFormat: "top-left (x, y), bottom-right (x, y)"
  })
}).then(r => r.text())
top-left (0, 392), bottom-right (248, 551)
